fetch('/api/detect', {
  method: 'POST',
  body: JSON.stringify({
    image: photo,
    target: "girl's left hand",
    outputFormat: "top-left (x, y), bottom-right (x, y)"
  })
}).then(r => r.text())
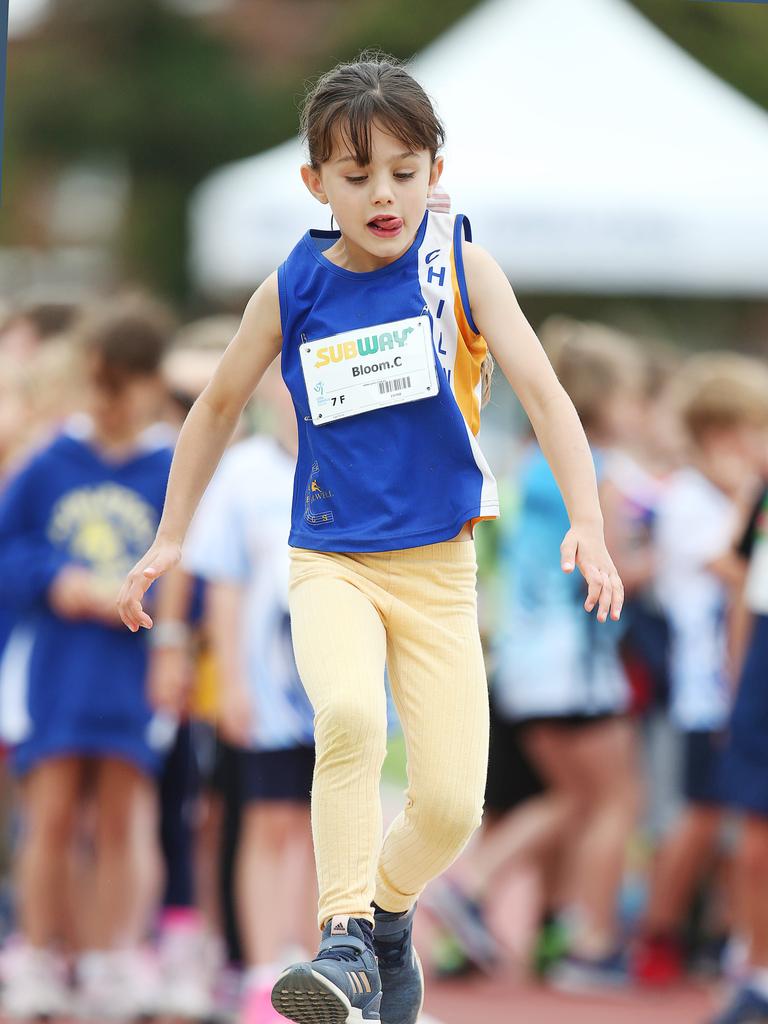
top-left (560, 523), bottom-right (624, 623)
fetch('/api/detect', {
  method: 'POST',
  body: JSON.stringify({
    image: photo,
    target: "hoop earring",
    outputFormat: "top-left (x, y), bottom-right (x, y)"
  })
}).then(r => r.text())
top-left (330, 213), bottom-right (336, 230)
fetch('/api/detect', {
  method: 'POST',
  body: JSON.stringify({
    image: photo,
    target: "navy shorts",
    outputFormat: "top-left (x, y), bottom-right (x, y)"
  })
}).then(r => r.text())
top-left (683, 729), bottom-right (727, 807)
top-left (723, 614), bottom-right (768, 817)
top-left (485, 696), bottom-right (545, 814)
top-left (239, 744), bottom-right (315, 803)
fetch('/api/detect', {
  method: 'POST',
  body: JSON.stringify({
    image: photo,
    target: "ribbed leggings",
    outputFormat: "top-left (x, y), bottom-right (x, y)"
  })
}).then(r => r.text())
top-left (288, 540), bottom-right (490, 929)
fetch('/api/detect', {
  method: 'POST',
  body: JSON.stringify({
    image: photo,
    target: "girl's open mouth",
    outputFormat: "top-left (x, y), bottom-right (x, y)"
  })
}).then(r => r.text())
top-left (367, 215), bottom-right (404, 239)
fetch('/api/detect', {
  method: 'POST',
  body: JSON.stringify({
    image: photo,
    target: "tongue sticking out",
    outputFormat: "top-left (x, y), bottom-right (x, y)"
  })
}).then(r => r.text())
top-left (368, 216), bottom-right (403, 234)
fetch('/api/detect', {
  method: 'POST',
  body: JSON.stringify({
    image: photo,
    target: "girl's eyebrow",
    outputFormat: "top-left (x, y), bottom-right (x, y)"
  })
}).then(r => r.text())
top-left (334, 150), bottom-right (416, 165)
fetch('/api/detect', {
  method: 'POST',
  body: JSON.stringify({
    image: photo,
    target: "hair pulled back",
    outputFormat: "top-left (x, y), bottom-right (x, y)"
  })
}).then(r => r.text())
top-left (301, 51), bottom-right (445, 168)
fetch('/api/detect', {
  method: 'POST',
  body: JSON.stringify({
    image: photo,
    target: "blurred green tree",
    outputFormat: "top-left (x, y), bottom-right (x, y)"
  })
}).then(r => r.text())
top-left (2, 0), bottom-right (767, 304)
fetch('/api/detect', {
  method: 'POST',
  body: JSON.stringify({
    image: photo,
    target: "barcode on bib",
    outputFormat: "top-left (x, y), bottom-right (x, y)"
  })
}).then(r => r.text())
top-left (378, 376), bottom-right (411, 395)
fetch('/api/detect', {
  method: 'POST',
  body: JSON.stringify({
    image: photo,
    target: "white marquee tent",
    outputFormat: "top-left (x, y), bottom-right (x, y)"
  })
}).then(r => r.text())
top-left (189, 0), bottom-right (768, 297)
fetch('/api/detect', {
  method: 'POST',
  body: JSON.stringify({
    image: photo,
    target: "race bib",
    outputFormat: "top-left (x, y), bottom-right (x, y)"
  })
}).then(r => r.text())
top-left (299, 316), bottom-right (439, 426)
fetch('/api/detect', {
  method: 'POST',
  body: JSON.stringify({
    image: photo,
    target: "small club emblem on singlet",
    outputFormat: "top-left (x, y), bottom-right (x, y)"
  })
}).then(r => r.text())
top-left (304, 461), bottom-right (334, 526)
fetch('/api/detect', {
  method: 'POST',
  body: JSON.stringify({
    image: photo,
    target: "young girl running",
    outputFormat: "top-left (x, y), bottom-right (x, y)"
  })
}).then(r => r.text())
top-left (118, 55), bottom-right (624, 1024)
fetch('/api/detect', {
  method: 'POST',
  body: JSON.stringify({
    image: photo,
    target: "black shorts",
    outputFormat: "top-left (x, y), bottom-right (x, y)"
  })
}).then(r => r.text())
top-left (519, 712), bottom-right (618, 730)
top-left (684, 729), bottom-right (726, 808)
top-left (240, 745), bottom-right (315, 803)
top-left (207, 735), bottom-right (243, 798)
top-left (485, 697), bottom-right (545, 814)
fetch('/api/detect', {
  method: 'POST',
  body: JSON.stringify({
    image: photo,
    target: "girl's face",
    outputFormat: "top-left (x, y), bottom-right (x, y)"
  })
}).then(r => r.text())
top-left (301, 120), bottom-right (443, 267)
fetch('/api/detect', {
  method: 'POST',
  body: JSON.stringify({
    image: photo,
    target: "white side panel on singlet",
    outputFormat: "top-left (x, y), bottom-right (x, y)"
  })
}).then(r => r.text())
top-left (417, 212), bottom-right (499, 518)
top-left (417, 212), bottom-right (459, 384)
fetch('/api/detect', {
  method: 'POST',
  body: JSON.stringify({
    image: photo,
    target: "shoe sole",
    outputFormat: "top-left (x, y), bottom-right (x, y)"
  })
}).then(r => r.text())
top-left (271, 964), bottom-right (372, 1023)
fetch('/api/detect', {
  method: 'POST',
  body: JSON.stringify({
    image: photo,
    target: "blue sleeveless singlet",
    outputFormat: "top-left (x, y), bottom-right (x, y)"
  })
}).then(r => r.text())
top-left (278, 209), bottom-right (499, 553)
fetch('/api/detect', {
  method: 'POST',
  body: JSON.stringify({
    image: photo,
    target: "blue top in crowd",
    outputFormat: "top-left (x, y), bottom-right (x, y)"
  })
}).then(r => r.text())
top-left (0, 424), bottom-right (173, 775)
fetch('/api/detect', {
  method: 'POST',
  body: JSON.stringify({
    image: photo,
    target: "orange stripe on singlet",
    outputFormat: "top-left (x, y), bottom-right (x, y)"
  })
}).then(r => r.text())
top-left (449, 246), bottom-right (487, 438)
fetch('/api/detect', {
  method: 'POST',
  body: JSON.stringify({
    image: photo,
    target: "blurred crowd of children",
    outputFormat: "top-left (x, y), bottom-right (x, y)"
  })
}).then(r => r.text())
top-left (0, 295), bottom-right (767, 1024)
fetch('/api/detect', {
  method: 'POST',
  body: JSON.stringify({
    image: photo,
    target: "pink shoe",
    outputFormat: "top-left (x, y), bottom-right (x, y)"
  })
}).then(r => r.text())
top-left (240, 982), bottom-right (285, 1024)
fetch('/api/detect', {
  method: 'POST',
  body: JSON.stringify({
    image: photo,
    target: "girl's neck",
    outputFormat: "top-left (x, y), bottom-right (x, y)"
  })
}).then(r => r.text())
top-left (323, 232), bottom-right (412, 274)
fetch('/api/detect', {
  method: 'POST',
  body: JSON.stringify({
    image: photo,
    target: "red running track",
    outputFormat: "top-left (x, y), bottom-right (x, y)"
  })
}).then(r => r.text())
top-left (424, 976), bottom-right (716, 1024)
top-left (0, 979), bottom-right (716, 1023)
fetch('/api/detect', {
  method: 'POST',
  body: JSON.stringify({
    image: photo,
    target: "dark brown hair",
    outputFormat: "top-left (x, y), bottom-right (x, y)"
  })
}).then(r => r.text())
top-left (301, 52), bottom-right (445, 168)
top-left (76, 293), bottom-right (175, 390)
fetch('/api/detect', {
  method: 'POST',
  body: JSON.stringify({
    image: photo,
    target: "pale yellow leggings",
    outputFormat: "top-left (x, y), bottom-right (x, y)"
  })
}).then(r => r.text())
top-left (288, 540), bottom-right (490, 930)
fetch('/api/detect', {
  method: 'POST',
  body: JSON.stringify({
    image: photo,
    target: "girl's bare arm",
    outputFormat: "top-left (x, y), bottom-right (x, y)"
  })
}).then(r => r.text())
top-left (464, 243), bottom-right (624, 622)
top-left (118, 273), bottom-right (282, 631)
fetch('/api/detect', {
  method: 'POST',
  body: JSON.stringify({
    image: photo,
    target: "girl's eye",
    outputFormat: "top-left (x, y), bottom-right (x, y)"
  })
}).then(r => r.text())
top-left (395, 172), bottom-right (416, 181)
top-left (345, 176), bottom-right (367, 184)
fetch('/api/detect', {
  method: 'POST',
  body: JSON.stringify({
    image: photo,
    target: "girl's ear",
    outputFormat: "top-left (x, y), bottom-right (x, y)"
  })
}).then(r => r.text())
top-left (301, 164), bottom-right (329, 205)
top-left (428, 156), bottom-right (445, 195)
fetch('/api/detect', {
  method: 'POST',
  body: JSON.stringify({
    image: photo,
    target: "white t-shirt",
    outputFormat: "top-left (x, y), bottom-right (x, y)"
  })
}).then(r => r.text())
top-left (183, 435), bottom-right (315, 751)
top-left (655, 467), bottom-right (736, 731)
top-left (744, 492), bottom-right (768, 614)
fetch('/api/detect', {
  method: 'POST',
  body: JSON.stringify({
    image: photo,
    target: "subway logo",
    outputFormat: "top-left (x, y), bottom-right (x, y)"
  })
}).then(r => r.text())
top-left (314, 325), bottom-right (414, 368)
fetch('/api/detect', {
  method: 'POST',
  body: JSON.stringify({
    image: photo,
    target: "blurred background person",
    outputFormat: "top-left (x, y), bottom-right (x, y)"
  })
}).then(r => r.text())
top-left (0, 302), bottom-right (80, 366)
top-left (183, 359), bottom-right (317, 1024)
top-left (0, 295), bottom-right (177, 1020)
top-left (145, 313), bottom-right (242, 1018)
top-left (713, 464), bottom-right (768, 1024)
top-left (429, 321), bottom-right (644, 990)
top-left (633, 354), bottom-right (768, 988)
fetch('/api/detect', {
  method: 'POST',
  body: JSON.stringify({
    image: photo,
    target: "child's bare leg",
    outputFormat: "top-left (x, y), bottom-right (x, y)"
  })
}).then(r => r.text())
top-left (195, 789), bottom-right (225, 936)
top-left (126, 778), bottom-right (163, 941)
top-left (237, 802), bottom-right (314, 966)
top-left (464, 793), bottom-right (576, 900)
top-left (644, 804), bottom-right (721, 935)
top-left (525, 719), bottom-right (641, 956)
top-left (91, 758), bottom-right (158, 948)
top-left (741, 817), bottom-right (768, 966)
top-left (297, 821), bottom-right (320, 952)
top-left (18, 757), bottom-right (82, 946)
top-left (564, 719), bottom-right (642, 954)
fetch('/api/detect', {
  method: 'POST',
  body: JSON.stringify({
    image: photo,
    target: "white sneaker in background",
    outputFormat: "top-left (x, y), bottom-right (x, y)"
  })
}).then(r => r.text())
top-left (2, 941), bottom-right (71, 1019)
top-left (77, 947), bottom-right (160, 1021)
top-left (157, 923), bottom-right (221, 1018)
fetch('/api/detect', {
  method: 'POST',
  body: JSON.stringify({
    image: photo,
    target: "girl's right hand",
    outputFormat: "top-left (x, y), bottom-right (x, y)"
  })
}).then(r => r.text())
top-left (117, 538), bottom-right (182, 632)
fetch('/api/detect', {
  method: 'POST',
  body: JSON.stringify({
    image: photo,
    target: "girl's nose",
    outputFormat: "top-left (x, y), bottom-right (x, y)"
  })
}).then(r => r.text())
top-left (370, 177), bottom-right (395, 205)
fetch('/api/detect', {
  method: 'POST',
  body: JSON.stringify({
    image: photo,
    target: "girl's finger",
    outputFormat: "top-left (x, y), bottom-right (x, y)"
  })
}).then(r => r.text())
top-left (610, 573), bottom-right (625, 621)
top-left (596, 571), bottom-right (612, 623)
top-left (583, 567), bottom-right (602, 612)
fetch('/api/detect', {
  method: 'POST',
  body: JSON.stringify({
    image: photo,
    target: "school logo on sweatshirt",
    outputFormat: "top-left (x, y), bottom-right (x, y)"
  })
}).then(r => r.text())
top-left (47, 484), bottom-right (158, 582)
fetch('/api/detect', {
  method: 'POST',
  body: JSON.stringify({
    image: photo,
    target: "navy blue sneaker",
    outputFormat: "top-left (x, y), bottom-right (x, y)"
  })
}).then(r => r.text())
top-left (271, 915), bottom-right (382, 1023)
top-left (709, 986), bottom-right (768, 1024)
top-left (373, 903), bottom-right (424, 1024)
